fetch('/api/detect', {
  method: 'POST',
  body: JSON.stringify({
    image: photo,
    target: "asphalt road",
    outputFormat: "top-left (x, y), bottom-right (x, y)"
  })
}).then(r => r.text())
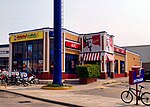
top-left (0, 91), bottom-right (65, 107)
top-left (71, 81), bottom-right (150, 104)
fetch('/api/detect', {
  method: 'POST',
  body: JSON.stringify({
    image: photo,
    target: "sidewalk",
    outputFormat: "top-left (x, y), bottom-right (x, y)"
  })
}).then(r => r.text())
top-left (0, 77), bottom-right (145, 107)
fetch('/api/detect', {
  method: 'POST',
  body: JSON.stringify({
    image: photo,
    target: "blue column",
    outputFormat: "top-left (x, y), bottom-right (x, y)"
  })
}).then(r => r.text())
top-left (53, 0), bottom-right (62, 85)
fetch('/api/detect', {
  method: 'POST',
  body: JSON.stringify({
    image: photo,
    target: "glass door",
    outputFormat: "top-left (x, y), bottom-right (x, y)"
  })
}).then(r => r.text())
top-left (107, 62), bottom-right (111, 77)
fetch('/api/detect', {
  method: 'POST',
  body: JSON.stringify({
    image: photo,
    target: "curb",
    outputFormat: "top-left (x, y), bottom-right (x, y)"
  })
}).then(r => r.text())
top-left (41, 86), bottom-right (73, 90)
top-left (0, 89), bottom-right (82, 107)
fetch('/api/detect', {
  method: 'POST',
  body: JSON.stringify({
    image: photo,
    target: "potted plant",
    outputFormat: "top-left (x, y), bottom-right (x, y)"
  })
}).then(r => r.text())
top-left (77, 64), bottom-right (100, 84)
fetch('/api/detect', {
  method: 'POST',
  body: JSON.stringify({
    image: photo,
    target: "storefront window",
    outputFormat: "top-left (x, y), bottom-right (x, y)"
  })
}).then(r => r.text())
top-left (120, 61), bottom-right (125, 74)
top-left (0, 57), bottom-right (9, 70)
top-left (65, 54), bottom-right (78, 74)
top-left (39, 42), bottom-right (43, 58)
top-left (50, 38), bottom-right (54, 63)
top-left (28, 44), bottom-right (32, 59)
top-left (17, 43), bottom-right (23, 55)
top-left (114, 60), bottom-right (118, 74)
top-left (49, 38), bottom-right (54, 74)
top-left (23, 42), bottom-right (27, 59)
top-left (33, 43), bottom-right (38, 58)
top-left (12, 40), bottom-right (43, 74)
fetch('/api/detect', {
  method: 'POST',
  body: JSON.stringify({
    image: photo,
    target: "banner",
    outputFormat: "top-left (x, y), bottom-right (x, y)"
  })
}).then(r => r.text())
top-left (10, 31), bottom-right (44, 42)
top-left (106, 35), bottom-right (113, 52)
top-left (83, 34), bottom-right (101, 52)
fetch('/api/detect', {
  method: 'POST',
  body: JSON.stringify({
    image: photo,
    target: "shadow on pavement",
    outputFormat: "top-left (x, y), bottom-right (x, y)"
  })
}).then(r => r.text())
top-left (63, 79), bottom-right (80, 86)
top-left (0, 89), bottom-right (83, 107)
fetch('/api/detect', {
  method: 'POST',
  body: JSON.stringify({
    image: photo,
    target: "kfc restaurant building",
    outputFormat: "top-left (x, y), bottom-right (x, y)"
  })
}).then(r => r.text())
top-left (9, 27), bottom-right (140, 79)
top-left (9, 27), bottom-right (80, 79)
top-left (80, 31), bottom-right (141, 79)
top-left (80, 31), bottom-right (115, 79)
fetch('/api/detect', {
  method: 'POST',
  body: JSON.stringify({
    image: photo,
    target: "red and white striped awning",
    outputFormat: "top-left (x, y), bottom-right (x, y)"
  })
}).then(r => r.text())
top-left (83, 52), bottom-right (100, 61)
top-left (106, 53), bottom-right (114, 61)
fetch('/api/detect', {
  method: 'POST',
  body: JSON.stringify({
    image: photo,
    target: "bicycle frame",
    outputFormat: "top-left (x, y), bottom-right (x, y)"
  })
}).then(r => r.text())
top-left (128, 85), bottom-right (143, 98)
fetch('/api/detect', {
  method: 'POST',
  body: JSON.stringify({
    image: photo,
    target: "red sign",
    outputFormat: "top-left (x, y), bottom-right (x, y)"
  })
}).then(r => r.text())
top-left (92, 35), bottom-right (100, 46)
top-left (114, 47), bottom-right (126, 55)
top-left (65, 41), bottom-right (80, 50)
top-left (106, 36), bottom-right (113, 47)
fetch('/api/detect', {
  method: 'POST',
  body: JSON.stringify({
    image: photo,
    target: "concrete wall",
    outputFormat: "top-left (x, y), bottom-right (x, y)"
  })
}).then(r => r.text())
top-left (0, 46), bottom-right (9, 58)
top-left (124, 45), bottom-right (150, 63)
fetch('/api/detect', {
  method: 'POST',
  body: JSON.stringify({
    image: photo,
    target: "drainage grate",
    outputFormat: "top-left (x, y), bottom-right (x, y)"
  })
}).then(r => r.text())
top-left (19, 101), bottom-right (32, 104)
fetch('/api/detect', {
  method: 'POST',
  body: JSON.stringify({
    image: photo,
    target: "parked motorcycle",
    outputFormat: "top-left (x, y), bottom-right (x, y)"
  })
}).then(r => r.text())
top-left (16, 78), bottom-right (29, 87)
top-left (28, 74), bottom-right (39, 84)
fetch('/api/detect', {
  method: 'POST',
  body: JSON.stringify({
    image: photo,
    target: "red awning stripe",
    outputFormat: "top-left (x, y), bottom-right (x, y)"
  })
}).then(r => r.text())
top-left (86, 53), bottom-right (88, 61)
top-left (97, 52), bottom-right (100, 61)
top-left (106, 53), bottom-right (114, 61)
top-left (88, 53), bottom-right (91, 61)
top-left (91, 53), bottom-right (93, 61)
top-left (83, 53), bottom-right (86, 61)
top-left (83, 52), bottom-right (100, 61)
top-left (94, 53), bottom-right (97, 61)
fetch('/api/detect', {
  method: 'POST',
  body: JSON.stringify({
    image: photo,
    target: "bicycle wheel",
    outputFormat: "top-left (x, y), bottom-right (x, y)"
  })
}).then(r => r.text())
top-left (121, 91), bottom-right (133, 103)
top-left (141, 92), bottom-right (150, 106)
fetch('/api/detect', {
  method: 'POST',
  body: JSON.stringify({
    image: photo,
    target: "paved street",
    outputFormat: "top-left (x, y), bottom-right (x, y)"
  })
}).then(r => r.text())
top-left (0, 91), bottom-right (65, 107)
top-left (0, 77), bottom-right (149, 107)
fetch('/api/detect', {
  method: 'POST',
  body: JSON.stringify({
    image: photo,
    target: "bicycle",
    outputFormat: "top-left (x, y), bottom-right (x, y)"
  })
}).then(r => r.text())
top-left (121, 85), bottom-right (150, 106)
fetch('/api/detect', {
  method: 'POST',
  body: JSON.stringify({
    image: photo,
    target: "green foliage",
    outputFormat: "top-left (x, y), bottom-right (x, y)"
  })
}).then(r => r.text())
top-left (77, 64), bottom-right (100, 78)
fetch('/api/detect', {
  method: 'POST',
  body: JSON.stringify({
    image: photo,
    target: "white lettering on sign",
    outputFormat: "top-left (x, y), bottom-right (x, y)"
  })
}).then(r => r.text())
top-left (71, 44), bottom-right (76, 48)
top-left (134, 78), bottom-right (144, 83)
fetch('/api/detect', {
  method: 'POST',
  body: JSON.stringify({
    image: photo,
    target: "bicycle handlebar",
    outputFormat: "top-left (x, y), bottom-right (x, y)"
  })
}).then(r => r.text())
top-left (127, 85), bottom-right (144, 89)
top-left (139, 85), bottom-right (144, 89)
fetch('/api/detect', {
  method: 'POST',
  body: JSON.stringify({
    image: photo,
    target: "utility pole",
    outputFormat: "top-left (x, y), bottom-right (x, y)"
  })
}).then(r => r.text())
top-left (53, 0), bottom-right (62, 85)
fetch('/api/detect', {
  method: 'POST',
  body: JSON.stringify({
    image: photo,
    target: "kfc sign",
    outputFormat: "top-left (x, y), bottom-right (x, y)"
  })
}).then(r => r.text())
top-left (83, 34), bottom-right (101, 52)
top-left (92, 35), bottom-right (100, 46)
top-left (65, 41), bottom-right (80, 50)
top-left (114, 47), bottom-right (126, 55)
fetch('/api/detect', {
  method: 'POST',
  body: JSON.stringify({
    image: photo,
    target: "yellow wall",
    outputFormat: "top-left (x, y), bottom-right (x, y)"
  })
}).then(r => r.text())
top-left (127, 51), bottom-right (141, 72)
top-left (114, 54), bottom-right (125, 74)
top-left (65, 49), bottom-right (80, 55)
top-left (65, 32), bottom-right (80, 42)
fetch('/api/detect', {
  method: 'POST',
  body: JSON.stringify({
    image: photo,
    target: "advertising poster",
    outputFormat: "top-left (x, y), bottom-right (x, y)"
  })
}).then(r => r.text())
top-left (106, 35), bottom-right (114, 52)
top-left (83, 34), bottom-right (101, 52)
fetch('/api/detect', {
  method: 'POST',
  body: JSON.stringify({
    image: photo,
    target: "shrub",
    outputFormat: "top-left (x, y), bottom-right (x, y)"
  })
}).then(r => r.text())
top-left (77, 64), bottom-right (100, 78)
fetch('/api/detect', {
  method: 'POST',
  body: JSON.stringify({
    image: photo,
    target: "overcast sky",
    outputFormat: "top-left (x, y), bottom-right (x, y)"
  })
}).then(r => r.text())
top-left (0, 0), bottom-right (150, 46)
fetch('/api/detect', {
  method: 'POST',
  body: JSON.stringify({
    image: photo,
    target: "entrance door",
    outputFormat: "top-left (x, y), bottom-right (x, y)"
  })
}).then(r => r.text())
top-left (107, 62), bottom-right (111, 77)
top-left (65, 54), bottom-right (78, 74)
